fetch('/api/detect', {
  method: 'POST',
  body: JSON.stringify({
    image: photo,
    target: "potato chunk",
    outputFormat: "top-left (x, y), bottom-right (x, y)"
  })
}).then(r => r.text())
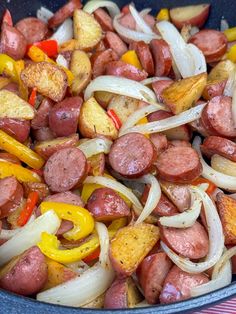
top-left (162, 72), bottom-right (207, 114)
top-left (21, 62), bottom-right (68, 102)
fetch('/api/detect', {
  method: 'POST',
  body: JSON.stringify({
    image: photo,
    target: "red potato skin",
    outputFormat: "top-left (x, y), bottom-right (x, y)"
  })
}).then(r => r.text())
top-left (160, 265), bottom-right (209, 304)
top-left (150, 39), bottom-right (172, 77)
top-left (49, 96), bottom-right (82, 137)
top-left (137, 252), bottom-right (172, 304)
top-left (152, 80), bottom-right (173, 102)
top-left (161, 221), bottom-right (209, 259)
top-left (31, 98), bottom-right (54, 130)
top-left (106, 60), bottom-right (148, 81)
top-left (1, 82), bottom-right (19, 95)
top-left (15, 17), bottom-right (48, 44)
top-left (33, 127), bottom-right (55, 142)
top-left (91, 49), bottom-right (118, 78)
top-left (0, 118), bottom-right (30, 143)
top-left (94, 8), bottom-right (114, 32)
top-left (86, 187), bottom-right (130, 221)
top-left (104, 32), bottom-right (128, 57)
top-left (104, 278), bottom-right (128, 309)
top-left (0, 246), bottom-right (48, 296)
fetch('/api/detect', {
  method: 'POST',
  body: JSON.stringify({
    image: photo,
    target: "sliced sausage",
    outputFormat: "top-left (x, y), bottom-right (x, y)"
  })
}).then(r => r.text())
top-left (161, 221), bottom-right (209, 259)
top-left (156, 147), bottom-right (202, 183)
top-left (188, 30), bottom-right (227, 63)
top-left (201, 96), bottom-right (236, 138)
top-left (91, 49), bottom-right (118, 78)
top-left (48, 0), bottom-right (82, 29)
top-left (0, 246), bottom-right (48, 296)
top-left (190, 118), bottom-right (211, 138)
top-left (104, 31), bottom-right (127, 57)
top-left (49, 96), bottom-right (82, 137)
top-left (160, 265), bottom-right (209, 304)
top-left (168, 140), bottom-right (191, 148)
top-left (86, 187), bottom-right (130, 221)
top-left (106, 60), bottom-right (148, 81)
top-left (150, 39), bottom-right (172, 77)
top-left (109, 132), bottom-right (156, 178)
top-left (33, 127), bottom-right (55, 142)
top-left (141, 187), bottom-right (179, 217)
top-left (0, 118), bottom-right (30, 143)
top-left (15, 17), bottom-right (48, 44)
top-left (134, 41), bottom-right (154, 76)
top-left (150, 133), bottom-right (168, 156)
top-left (23, 182), bottom-right (50, 202)
top-left (94, 8), bottom-right (113, 32)
top-left (44, 147), bottom-right (88, 192)
top-left (152, 80), bottom-right (173, 102)
top-left (31, 98), bottom-right (54, 130)
top-left (0, 177), bottom-right (23, 219)
top-left (119, 13), bottom-right (155, 30)
top-left (202, 79), bottom-right (227, 100)
top-left (201, 136), bottom-right (236, 162)
top-left (137, 252), bottom-right (172, 304)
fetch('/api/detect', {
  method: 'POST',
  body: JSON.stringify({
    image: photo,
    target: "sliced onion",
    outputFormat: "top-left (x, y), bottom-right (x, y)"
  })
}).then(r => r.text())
top-left (141, 76), bottom-right (172, 86)
top-left (36, 6), bottom-right (54, 23)
top-left (84, 75), bottom-right (157, 102)
top-left (139, 8), bottom-right (152, 17)
top-left (78, 138), bottom-right (112, 158)
top-left (213, 246), bottom-right (236, 277)
top-left (161, 186), bottom-right (224, 273)
top-left (37, 262), bottom-right (115, 306)
top-left (220, 19), bottom-right (229, 31)
top-left (187, 43), bottom-right (207, 75)
top-left (129, 4), bottom-right (154, 35)
top-left (193, 136), bottom-right (236, 191)
top-left (119, 104), bottom-right (166, 136)
top-left (224, 69), bottom-right (235, 97)
top-left (113, 13), bottom-right (159, 44)
top-left (159, 190), bottom-right (202, 228)
top-left (0, 210), bottom-right (60, 267)
top-left (135, 174), bottom-right (161, 224)
top-left (50, 18), bottom-right (73, 45)
top-left (190, 26), bottom-right (199, 36)
top-left (181, 24), bottom-right (192, 42)
top-left (84, 176), bottom-right (143, 213)
top-left (95, 222), bottom-right (110, 269)
top-left (65, 261), bottom-right (89, 275)
top-left (120, 103), bottom-right (205, 135)
top-left (83, 0), bottom-right (120, 18)
top-left (56, 54), bottom-right (68, 68)
top-left (211, 154), bottom-right (236, 177)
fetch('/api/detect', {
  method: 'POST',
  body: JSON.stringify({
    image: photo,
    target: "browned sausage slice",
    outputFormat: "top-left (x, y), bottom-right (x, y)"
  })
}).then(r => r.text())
top-left (94, 8), bottom-right (113, 32)
top-left (49, 96), bottom-right (82, 137)
top-left (0, 118), bottom-right (30, 143)
top-left (0, 176), bottom-right (23, 218)
top-left (134, 41), bottom-right (154, 76)
top-left (202, 79), bottom-right (227, 100)
top-left (160, 265), bottom-right (209, 304)
top-left (109, 133), bottom-right (156, 178)
top-left (137, 252), bottom-right (172, 304)
top-left (86, 187), bottom-right (130, 221)
top-left (188, 30), bottom-right (227, 63)
top-left (201, 96), bottom-right (236, 138)
top-left (48, 0), bottom-right (82, 29)
top-left (156, 147), bottom-right (202, 183)
top-left (119, 13), bottom-right (155, 30)
top-left (15, 17), bottom-right (48, 44)
top-left (106, 60), bottom-right (148, 81)
top-left (152, 80), bottom-right (173, 102)
top-left (161, 221), bottom-right (209, 259)
top-left (168, 140), bottom-right (191, 148)
top-left (104, 32), bottom-right (128, 57)
top-left (0, 22), bottom-right (27, 60)
top-left (150, 39), bottom-right (172, 77)
top-left (45, 191), bottom-right (84, 206)
top-left (44, 148), bottom-right (88, 192)
top-left (150, 133), bottom-right (168, 156)
top-left (91, 49), bottom-right (118, 78)
top-left (31, 98), bottom-right (54, 130)
top-left (23, 182), bottom-right (49, 202)
top-left (201, 136), bottom-right (236, 162)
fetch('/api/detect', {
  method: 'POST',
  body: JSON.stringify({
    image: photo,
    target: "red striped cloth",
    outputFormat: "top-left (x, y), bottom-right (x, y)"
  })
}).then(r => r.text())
top-left (193, 298), bottom-right (236, 313)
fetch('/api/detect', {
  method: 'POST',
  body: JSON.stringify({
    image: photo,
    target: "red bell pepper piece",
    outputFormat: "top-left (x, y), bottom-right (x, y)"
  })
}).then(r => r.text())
top-left (2, 9), bottom-right (13, 26)
top-left (83, 247), bottom-right (100, 263)
top-left (27, 40), bottom-right (58, 58)
top-left (192, 177), bottom-right (216, 195)
top-left (28, 87), bottom-right (37, 107)
top-left (107, 109), bottom-right (122, 130)
top-left (17, 191), bottom-right (39, 227)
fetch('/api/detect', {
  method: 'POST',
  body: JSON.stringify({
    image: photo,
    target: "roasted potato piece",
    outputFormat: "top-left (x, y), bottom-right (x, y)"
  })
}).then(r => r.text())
top-left (108, 95), bottom-right (140, 124)
top-left (42, 258), bottom-right (77, 291)
top-left (216, 193), bottom-right (236, 245)
top-left (73, 10), bottom-right (102, 51)
top-left (94, 91), bottom-right (115, 109)
top-left (0, 77), bottom-right (10, 89)
top-left (109, 223), bottom-right (160, 276)
top-left (208, 60), bottom-right (235, 81)
top-left (0, 90), bottom-right (35, 119)
top-left (78, 97), bottom-right (118, 139)
top-left (70, 50), bottom-right (91, 95)
top-left (21, 62), bottom-right (68, 102)
top-left (83, 293), bottom-right (105, 308)
top-left (162, 73), bottom-right (207, 114)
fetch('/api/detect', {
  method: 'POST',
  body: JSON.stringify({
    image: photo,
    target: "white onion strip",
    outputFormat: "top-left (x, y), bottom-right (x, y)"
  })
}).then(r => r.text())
top-left (120, 103), bottom-right (205, 136)
top-left (84, 75), bottom-right (157, 102)
top-left (50, 18), bottom-right (73, 44)
top-left (113, 14), bottom-right (159, 44)
top-left (212, 246), bottom-right (236, 277)
top-left (56, 54), bottom-right (68, 68)
top-left (161, 186), bottom-right (224, 273)
top-left (187, 43), bottom-right (207, 76)
top-left (193, 136), bottom-right (236, 190)
top-left (159, 190), bottom-right (202, 228)
top-left (135, 174), bottom-right (161, 224)
top-left (36, 6), bottom-right (54, 23)
top-left (37, 262), bottom-right (115, 306)
top-left (223, 68), bottom-right (235, 97)
top-left (0, 210), bottom-right (60, 267)
top-left (95, 222), bottom-right (110, 269)
top-left (78, 138), bottom-right (112, 158)
top-left (141, 76), bottom-right (172, 86)
top-left (84, 176), bottom-right (143, 213)
top-left (129, 4), bottom-right (154, 35)
top-left (83, 0), bottom-right (120, 18)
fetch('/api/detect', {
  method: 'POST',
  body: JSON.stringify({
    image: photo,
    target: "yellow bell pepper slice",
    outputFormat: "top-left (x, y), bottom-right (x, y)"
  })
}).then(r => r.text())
top-left (224, 27), bottom-right (236, 42)
top-left (0, 130), bottom-right (45, 169)
top-left (0, 77), bottom-right (10, 89)
top-left (156, 8), bottom-right (170, 21)
top-left (37, 217), bottom-right (127, 264)
top-left (0, 161), bottom-right (41, 183)
top-left (121, 50), bottom-right (142, 70)
top-left (136, 116), bottom-right (149, 138)
top-left (40, 202), bottom-right (94, 241)
top-left (14, 60), bottom-right (28, 101)
top-left (227, 44), bottom-right (236, 63)
top-left (0, 54), bottom-right (18, 82)
top-left (28, 46), bottom-right (74, 86)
